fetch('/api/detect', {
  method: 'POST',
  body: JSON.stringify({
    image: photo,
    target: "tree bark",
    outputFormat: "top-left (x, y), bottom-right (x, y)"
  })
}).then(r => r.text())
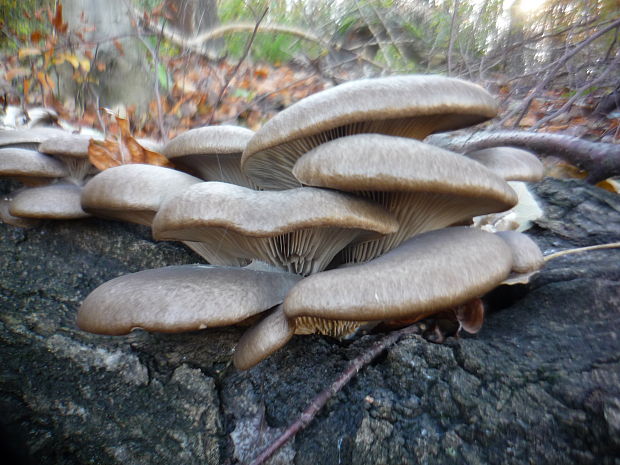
top-left (428, 130), bottom-right (620, 183)
top-left (61, 0), bottom-right (154, 114)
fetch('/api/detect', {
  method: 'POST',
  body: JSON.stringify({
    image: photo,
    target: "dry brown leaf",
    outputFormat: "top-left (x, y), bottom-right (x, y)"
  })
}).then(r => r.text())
top-left (5, 67), bottom-right (30, 81)
top-left (88, 114), bottom-right (172, 170)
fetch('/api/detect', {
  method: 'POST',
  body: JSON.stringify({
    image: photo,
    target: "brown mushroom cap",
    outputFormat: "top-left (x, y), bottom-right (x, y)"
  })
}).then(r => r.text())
top-left (77, 265), bottom-right (302, 335)
top-left (283, 227), bottom-right (513, 322)
top-left (233, 305), bottom-right (294, 370)
top-left (241, 74), bottom-right (498, 189)
top-left (0, 147), bottom-right (69, 183)
top-left (152, 181), bottom-right (399, 275)
top-left (464, 147), bottom-right (544, 182)
top-left (9, 182), bottom-right (89, 219)
top-left (81, 164), bottom-right (202, 226)
top-left (293, 134), bottom-right (517, 263)
top-left (163, 126), bottom-right (256, 187)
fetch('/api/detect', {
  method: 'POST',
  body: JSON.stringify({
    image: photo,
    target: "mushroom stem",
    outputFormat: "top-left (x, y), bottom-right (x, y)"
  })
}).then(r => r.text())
top-left (248, 323), bottom-right (422, 465)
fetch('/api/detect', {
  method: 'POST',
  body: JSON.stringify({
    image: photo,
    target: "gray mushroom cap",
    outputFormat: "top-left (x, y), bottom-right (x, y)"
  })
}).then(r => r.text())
top-left (0, 195), bottom-right (41, 227)
top-left (0, 127), bottom-right (68, 149)
top-left (241, 74), bottom-right (498, 189)
top-left (495, 230), bottom-right (544, 284)
top-left (0, 147), bottom-right (69, 182)
top-left (233, 305), bottom-right (294, 370)
top-left (163, 126), bottom-right (256, 187)
top-left (38, 134), bottom-right (91, 157)
top-left (152, 181), bottom-right (399, 275)
top-left (77, 265), bottom-right (302, 335)
top-left (9, 182), bottom-right (89, 219)
top-left (293, 134), bottom-right (517, 263)
top-left (283, 227), bottom-right (513, 322)
top-left (81, 164), bottom-right (202, 226)
top-left (464, 147), bottom-right (544, 182)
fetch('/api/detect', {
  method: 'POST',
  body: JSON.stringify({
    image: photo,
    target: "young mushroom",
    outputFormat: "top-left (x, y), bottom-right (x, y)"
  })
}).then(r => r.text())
top-left (9, 182), bottom-right (90, 220)
top-left (77, 265), bottom-right (302, 335)
top-left (163, 126), bottom-right (256, 188)
top-left (464, 147), bottom-right (544, 182)
top-left (152, 181), bottom-right (399, 275)
top-left (292, 134), bottom-right (517, 264)
top-left (241, 74), bottom-right (498, 189)
top-left (495, 230), bottom-right (545, 284)
top-left (0, 147), bottom-right (69, 185)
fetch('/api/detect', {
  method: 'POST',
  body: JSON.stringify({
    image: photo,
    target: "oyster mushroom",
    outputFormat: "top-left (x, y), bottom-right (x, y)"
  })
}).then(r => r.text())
top-left (81, 164), bottom-right (202, 226)
top-left (0, 127), bottom-right (68, 149)
top-left (241, 74), bottom-right (498, 189)
top-left (464, 147), bottom-right (544, 182)
top-left (163, 126), bottom-right (256, 187)
top-left (292, 134), bottom-right (517, 264)
top-left (9, 182), bottom-right (89, 220)
top-left (283, 227), bottom-right (513, 323)
top-left (0, 147), bottom-right (69, 185)
top-left (495, 230), bottom-right (545, 284)
top-left (152, 181), bottom-right (399, 275)
top-left (77, 265), bottom-right (302, 335)
top-left (38, 134), bottom-right (98, 184)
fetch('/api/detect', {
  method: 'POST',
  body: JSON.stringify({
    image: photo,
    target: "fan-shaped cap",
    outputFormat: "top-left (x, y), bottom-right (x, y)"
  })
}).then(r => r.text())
top-left (293, 134), bottom-right (517, 263)
top-left (38, 134), bottom-right (91, 157)
top-left (242, 74), bottom-right (498, 189)
top-left (0, 195), bottom-right (41, 227)
top-left (0, 147), bottom-right (69, 182)
top-left (9, 182), bottom-right (89, 219)
top-left (81, 164), bottom-right (202, 226)
top-left (163, 126), bottom-right (255, 187)
top-left (495, 230), bottom-right (544, 284)
top-left (284, 227), bottom-right (513, 322)
top-left (77, 265), bottom-right (302, 335)
top-left (152, 181), bottom-right (399, 275)
top-left (233, 305), bottom-right (294, 370)
top-left (464, 147), bottom-right (544, 182)
top-left (0, 127), bottom-right (68, 149)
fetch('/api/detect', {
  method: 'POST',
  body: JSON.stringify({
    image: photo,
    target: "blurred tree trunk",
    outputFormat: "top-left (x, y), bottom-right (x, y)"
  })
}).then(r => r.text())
top-left (61, 0), bottom-right (154, 115)
top-left (504, 0), bottom-right (526, 74)
top-left (164, 0), bottom-right (223, 58)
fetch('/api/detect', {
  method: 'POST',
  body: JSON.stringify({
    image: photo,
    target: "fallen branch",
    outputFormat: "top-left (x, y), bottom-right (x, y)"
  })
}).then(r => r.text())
top-left (427, 130), bottom-right (620, 183)
top-left (249, 324), bottom-right (422, 465)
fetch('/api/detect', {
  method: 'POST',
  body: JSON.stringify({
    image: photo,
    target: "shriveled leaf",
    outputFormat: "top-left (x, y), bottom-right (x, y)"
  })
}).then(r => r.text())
top-left (88, 115), bottom-right (172, 170)
top-left (113, 40), bottom-right (125, 56)
top-left (5, 67), bottom-right (30, 81)
top-left (52, 2), bottom-right (68, 34)
top-left (88, 139), bottom-right (123, 171)
top-left (18, 48), bottom-right (42, 59)
top-left (30, 31), bottom-right (43, 42)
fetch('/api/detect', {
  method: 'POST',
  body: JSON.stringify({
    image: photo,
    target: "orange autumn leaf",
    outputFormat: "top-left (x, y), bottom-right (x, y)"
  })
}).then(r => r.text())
top-left (88, 139), bottom-right (123, 171)
top-left (113, 39), bottom-right (125, 56)
top-left (52, 2), bottom-right (68, 34)
top-left (5, 67), bottom-right (30, 81)
top-left (88, 114), bottom-right (172, 170)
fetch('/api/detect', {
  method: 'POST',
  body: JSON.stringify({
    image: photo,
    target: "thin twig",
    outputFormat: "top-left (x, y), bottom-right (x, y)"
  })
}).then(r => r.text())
top-left (249, 324), bottom-right (422, 465)
top-left (531, 52), bottom-right (620, 130)
top-left (207, 8), bottom-right (268, 126)
top-left (499, 17), bottom-right (620, 128)
top-left (544, 242), bottom-right (620, 262)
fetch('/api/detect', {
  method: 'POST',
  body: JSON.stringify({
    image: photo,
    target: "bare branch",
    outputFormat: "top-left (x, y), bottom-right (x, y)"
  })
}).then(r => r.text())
top-left (207, 8), bottom-right (268, 125)
top-left (428, 130), bottom-right (620, 183)
top-left (249, 324), bottom-right (422, 465)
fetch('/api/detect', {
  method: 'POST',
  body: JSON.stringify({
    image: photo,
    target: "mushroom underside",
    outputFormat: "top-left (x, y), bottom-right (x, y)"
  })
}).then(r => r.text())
top-left (243, 113), bottom-right (487, 189)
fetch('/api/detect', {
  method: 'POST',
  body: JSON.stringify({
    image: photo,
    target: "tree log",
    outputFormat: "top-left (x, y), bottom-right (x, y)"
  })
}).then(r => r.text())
top-left (428, 130), bottom-right (620, 183)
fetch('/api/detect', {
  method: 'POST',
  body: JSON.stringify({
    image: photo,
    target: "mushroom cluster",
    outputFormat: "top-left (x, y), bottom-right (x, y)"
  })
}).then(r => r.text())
top-left (1, 74), bottom-right (545, 370)
top-left (0, 129), bottom-right (99, 225)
